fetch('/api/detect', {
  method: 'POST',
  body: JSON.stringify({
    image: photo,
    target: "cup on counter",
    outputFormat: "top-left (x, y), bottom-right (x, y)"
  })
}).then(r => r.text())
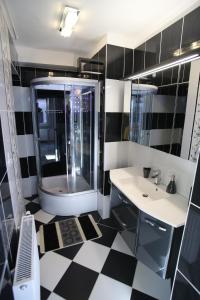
top-left (143, 167), bottom-right (151, 178)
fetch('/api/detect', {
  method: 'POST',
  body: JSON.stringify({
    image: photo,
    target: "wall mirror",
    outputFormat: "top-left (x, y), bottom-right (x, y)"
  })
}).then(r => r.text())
top-left (128, 58), bottom-right (200, 162)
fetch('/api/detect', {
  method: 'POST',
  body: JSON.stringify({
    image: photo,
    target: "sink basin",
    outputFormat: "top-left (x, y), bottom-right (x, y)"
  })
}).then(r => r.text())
top-left (118, 176), bottom-right (169, 201)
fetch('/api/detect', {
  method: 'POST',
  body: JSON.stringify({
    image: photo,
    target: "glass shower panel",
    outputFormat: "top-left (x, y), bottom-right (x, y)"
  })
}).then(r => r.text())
top-left (65, 85), bottom-right (95, 192)
top-left (35, 88), bottom-right (66, 177)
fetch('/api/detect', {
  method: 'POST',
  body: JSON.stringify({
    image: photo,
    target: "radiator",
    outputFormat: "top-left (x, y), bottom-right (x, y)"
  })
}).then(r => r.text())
top-left (13, 215), bottom-right (40, 300)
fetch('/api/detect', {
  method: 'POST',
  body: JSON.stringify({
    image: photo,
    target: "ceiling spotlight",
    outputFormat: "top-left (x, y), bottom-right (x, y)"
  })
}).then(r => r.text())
top-left (59, 6), bottom-right (80, 37)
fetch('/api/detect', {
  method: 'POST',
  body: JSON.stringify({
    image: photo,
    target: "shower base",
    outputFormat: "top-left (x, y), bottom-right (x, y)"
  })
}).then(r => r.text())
top-left (39, 175), bottom-right (97, 216)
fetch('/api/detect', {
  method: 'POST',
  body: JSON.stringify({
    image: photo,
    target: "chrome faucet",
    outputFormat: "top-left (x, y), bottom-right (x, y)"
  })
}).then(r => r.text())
top-left (151, 169), bottom-right (161, 185)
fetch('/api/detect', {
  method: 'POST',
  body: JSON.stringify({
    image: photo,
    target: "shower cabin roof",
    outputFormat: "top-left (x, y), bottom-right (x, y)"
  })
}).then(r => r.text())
top-left (31, 77), bottom-right (98, 89)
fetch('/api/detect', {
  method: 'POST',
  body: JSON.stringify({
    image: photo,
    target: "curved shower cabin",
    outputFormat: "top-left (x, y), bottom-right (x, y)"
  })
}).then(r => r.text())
top-left (31, 77), bottom-right (99, 216)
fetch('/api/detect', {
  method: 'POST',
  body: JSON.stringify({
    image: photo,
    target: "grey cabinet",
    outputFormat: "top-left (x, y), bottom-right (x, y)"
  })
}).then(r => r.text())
top-left (110, 184), bottom-right (183, 279)
top-left (110, 185), bottom-right (139, 255)
top-left (136, 211), bottom-right (183, 279)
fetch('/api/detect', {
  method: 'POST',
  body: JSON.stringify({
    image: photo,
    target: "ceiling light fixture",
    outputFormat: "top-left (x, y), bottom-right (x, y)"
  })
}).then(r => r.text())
top-left (128, 53), bottom-right (199, 80)
top-left (59, 6), bottom-right (80, 37)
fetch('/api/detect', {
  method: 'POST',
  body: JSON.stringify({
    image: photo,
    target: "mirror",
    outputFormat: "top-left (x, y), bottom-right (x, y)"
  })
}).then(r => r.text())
top-left (128, 58), bottom-right (200, 161)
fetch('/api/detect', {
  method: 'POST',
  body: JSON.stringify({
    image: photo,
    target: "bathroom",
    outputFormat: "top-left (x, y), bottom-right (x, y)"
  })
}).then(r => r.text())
top-left (0, 0), bottom-right (200, 299)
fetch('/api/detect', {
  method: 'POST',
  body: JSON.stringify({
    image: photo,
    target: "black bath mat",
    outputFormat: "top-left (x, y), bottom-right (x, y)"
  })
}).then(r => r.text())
top-left (39, 214), bottom-right (102, 253)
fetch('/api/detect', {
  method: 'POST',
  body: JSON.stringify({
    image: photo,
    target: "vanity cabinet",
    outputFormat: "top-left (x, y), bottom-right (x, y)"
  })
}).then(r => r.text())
top-left (110, 184), bottom-right (183, 279)
top-left (110, 185), bottom-right (139, 255)
top-left (136, 211), bottom-right (183, 279)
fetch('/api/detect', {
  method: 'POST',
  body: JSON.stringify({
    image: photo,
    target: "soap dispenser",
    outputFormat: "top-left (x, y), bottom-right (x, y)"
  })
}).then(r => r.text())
top-left (166, 175), bottom-right (176, 194)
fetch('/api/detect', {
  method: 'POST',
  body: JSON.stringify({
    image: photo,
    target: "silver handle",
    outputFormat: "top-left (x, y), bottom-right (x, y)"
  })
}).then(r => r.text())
top-left (145, 219), bottom-right (156, 227)
top-left (118, 193), bottom-right (122, 200)
top-left (121, 221), bottom-right (127, 227)
top-left (122, 199), bottom-right (129, 205)
top-left (158, 226), bottom-right (167, 232)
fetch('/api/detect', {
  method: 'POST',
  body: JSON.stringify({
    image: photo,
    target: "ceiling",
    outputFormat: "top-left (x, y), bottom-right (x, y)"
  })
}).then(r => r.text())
top-left (5, 0), bottom-right (200, 56)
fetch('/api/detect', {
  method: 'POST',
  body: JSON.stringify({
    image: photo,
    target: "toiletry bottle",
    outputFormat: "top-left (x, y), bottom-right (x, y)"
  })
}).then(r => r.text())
top-left (166, 175), bottom-right (176, 194)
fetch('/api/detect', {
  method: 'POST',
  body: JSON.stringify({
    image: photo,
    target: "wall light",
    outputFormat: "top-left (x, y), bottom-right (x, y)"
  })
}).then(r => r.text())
top-left (59, 6), bottom-right (80, 37)
top-left (128, 53), bottom-right (199, 80)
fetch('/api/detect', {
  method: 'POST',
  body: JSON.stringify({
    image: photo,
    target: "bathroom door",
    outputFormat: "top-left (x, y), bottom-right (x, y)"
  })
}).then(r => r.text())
top-left (65, 84), bottom-right (95, 192)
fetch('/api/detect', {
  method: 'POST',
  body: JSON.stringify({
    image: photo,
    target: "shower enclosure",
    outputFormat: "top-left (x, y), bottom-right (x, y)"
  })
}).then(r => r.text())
top-left (31, 77), bottom-right (99, 216)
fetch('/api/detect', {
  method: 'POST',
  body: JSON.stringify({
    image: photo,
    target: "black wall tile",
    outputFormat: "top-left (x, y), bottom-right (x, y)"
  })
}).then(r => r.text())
top-left (134, 43), bottom-right (145, 73)
top-left (181, 63), bottom-right (191, 83)
top-left (0, 178), bottom-right (13, 220)
top-left (21, 67), bottom-right (36, 87)
top-left (98, 46), bottom-right (106, 78)
top-left (174, 114), bottom-right (185, 128)
top-left (20, 157), bottom-right (29, 178)
top-left (121, 113), bottom-right (129, 141)
top-left (124, 48), bottom-right (133, 78)
top-left (172, 272), bottom-right (199, 300)
top-left (145, 33), bottom-right (161, 68)
top-left (105, 113), bottom-right (122, 142)
top-left (160, 19), bottom-right (183, 62)
top-left (162, 68), bottom-right (173, 85)
top-left (171, 66), bottom-right (179, 84)
top-left (0, 222), bottom-right (6, 266)
top-left (15, 112), bottom-right (25, 135)
top-left (28, 156), bottom-right (37, 176)
top-left (191, 159), bottom-right (200, 207)
top-left (0, 119), bottom-right (7, 183)
top-left (103, 171), bottom-right (111, 196)
top-left (24, 112), bottom-right (33, 134)
top-left (165, 114), bottom-right (174, 129)
top-left (179, 205), bottom-right (200, 291)
top-left (107, 44), bottom-right (124, 79)
top-left (182, 7), bottom-right (200, 50)
top-left (0, 265), bottom-right (14, 300)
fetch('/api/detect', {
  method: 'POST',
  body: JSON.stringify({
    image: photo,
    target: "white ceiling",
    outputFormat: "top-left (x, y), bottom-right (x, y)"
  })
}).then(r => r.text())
top-left (5, 0), bottom-right (200, 56)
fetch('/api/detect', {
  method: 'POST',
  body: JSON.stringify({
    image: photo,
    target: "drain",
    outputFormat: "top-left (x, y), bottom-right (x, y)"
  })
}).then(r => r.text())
top-left (59, 190), bottom-right (63, 192)
top-left (142, 193), bottom-right (149, 197)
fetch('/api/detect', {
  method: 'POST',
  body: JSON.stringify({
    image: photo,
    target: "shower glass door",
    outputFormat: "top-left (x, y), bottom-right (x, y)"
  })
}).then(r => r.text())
top-left (35, 87), bottom-right (66, 177)
top-left (65, 84), bottom-right (95, 193)
top-left (34, 80), bottom-right (96, 194)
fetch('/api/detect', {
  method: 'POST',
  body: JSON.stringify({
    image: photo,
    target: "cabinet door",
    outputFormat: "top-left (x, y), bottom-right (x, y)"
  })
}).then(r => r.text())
top-left (136, 211), bottom-right (173, 278)
top-left (110, 185), bottom-right (139, 254)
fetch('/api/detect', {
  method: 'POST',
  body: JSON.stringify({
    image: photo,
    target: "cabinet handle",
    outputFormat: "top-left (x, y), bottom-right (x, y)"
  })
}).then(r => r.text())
top-left (121, 221), bottom-right (127, 227)
top-left (118, 193), bottom-right (122, 200)
top-left (145, 219), bottom-right (155, 227)
top-left (122, 199), bottom-right (129, 205)
top-left (158, 226), bottom-right (167, 232)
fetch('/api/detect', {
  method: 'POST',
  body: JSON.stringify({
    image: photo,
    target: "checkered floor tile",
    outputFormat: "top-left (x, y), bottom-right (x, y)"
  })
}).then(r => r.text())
top-left (24, 197), bottom-right (171, 300)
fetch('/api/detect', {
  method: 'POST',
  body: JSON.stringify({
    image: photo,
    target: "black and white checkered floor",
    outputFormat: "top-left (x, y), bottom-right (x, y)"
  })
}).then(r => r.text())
top-left (25, 196), bottom-right (171, 300)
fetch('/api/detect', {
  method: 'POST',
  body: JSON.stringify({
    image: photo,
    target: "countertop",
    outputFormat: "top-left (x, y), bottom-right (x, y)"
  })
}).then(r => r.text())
top-left (110, 167), bottom-right (189, 228)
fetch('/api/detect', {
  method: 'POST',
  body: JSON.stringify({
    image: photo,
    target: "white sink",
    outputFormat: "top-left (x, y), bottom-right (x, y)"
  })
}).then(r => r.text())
top-left (118, 176), bottom-right (169, 201)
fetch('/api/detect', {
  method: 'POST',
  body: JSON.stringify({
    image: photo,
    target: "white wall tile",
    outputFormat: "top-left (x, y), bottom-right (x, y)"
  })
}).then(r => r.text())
top-left (123, 81), bottom-right (131, 113)
top-left (17, 134), bottom-right (35, 157)
top-left (29, 175), bottom-right (38, 195)
top-left (128, 142), bottom-right (196, 198)
top-left (25, 134), bottom-right (35, 156)
top-left (13, 86), bottom-right (31, 111)
top-left (104, 141), bottom-right (129, 171)
top-left (21, 177), bottom-right (32, 198)
top-left (105, 79), bottom-right (124, 112)
top-left (149, 128), bottom-right (182, 146)
top-left (17, 135), bottom-right (28, 157)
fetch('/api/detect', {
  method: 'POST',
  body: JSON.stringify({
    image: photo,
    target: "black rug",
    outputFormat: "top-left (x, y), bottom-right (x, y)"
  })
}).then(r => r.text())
top-left (39, 214), bottom-right (102, 253)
